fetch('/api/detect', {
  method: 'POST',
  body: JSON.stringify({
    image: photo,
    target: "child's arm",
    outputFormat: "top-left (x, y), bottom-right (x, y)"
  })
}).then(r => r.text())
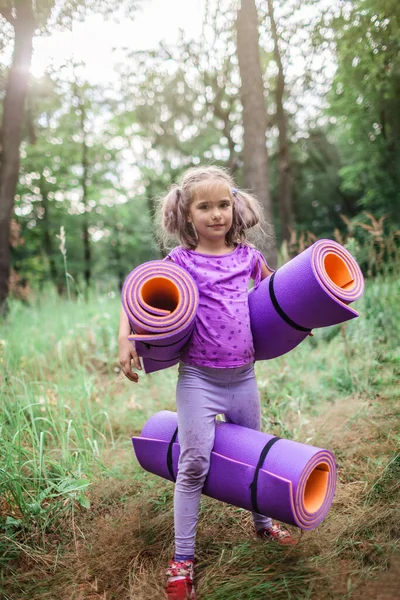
top-left (260, 260), bottom-right (274, 281)
top-left (118, 307), bottom-right (142, 383)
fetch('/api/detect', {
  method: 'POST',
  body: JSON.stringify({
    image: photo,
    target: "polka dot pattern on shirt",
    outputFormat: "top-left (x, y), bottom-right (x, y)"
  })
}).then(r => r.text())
top-left (165, 244), bottom-right (268, 368)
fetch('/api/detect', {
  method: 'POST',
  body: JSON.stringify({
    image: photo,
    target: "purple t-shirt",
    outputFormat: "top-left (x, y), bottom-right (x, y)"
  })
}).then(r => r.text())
top-left (165, 244), bottom-right (268, 368)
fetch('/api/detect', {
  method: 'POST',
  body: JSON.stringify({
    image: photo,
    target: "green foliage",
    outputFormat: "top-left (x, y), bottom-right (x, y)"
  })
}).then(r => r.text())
top-left (4, 0), bottom-right (400, 295)
top-left (13, 70), bottom-right (157, 292)
top-left (288, 128), bottom-right (347, 237)
top-left (112, 23), bottom-right (243, 198)
top-left (328, 0), bottom-right (400, 222)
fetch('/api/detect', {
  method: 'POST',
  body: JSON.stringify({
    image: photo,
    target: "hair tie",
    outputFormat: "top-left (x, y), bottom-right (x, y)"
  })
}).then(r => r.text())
top-left (232, 187), bottom-right (238, 196)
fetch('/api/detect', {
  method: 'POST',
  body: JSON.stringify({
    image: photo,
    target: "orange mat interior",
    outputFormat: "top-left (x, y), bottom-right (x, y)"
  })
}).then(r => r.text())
top-left (324, 253), bottom-right (355, 290)
top-left (303, 463), bottom-right (330, 513)
top-left (140, 277), bottom-right (181, 313)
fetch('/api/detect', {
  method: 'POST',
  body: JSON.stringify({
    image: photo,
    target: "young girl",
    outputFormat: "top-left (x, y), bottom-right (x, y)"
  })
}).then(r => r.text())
top-left (118, 166), bottom-right (298, 600)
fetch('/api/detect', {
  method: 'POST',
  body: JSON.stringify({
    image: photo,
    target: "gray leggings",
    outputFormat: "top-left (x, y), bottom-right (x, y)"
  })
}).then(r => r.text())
top-left (174, 361), bottom-right (272, 556)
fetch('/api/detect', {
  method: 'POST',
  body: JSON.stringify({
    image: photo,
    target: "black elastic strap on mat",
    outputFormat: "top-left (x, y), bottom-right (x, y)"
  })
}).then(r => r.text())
top-left (269, 272), bottom-right (311, 333)
top-left (250, 436), bottom-right (281, 514)
top-left (167, 427), bottom-right (179, 481)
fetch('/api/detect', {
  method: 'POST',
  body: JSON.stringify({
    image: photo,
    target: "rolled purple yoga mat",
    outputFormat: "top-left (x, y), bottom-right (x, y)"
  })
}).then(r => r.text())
top-left (250, 239), bottom-right (364, 360)
top-left (122, 261), bottom-right (199, 374)
top-left (132, 411), bottom-right (337, 530)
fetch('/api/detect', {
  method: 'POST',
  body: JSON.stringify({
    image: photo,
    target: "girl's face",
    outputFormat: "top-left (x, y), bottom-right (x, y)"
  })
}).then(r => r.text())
top-left (187, 181), bottom-right (233, 245)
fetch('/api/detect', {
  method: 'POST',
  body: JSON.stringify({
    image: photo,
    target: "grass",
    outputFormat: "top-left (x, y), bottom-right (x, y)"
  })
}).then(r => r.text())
top-left (0, 275), bottom-right (399, 599)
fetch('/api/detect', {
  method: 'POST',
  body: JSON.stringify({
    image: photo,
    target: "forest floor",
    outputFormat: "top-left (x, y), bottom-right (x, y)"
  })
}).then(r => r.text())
top-left (63, 373), bottom-right (400, 600)
top-left (1, 278), bottom-right (399, 599)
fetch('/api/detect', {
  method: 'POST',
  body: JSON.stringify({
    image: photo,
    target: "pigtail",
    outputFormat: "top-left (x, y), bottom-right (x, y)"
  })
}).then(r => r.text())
top-left (162, 186), bottom-right (182, 234)
top-left (233, 190), bottom-right (262, 230)
top-left (226, 189), bottom-right (264, 247)
top-left (157, 184), bottom-right (198, 250)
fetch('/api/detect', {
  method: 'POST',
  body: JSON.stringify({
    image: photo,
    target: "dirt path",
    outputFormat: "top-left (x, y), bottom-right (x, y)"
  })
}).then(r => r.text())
top-left (352, 555), bottom-right (400, 600)
top-left (72, 390), bottom-right (398, 600)
top-left (299, 391), bottom-right (400, 600)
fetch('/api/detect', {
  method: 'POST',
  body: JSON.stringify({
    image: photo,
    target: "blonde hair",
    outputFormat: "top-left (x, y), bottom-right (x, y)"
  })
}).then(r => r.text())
top-left (157, 165), bottom-right (268, 250)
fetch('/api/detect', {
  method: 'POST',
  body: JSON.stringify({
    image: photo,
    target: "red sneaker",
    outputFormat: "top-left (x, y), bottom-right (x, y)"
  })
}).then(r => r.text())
top-left (256, 523), bottom-right (298, 546)
top-left (165, 559), bottom-right (196, 600)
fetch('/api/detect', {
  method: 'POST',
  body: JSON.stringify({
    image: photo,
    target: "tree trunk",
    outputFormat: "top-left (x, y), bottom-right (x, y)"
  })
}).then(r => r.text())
top-left (113, 228), bottom-right (125, 291)
top-left (40, 174), bottom-right (58, 285)
top-left (267, 0), bottom-right (293, 243)
top-left (79, 95), bottom-right (91, 292)
top-left (82, 173), bottom-right (91, 292)
top-left (0, 1), bottom-right (35, 314)
top-left (236, 0), bottom-right (277, 267)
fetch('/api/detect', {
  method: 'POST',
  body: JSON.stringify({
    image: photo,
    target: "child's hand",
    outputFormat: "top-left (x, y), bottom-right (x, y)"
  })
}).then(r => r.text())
top-left (119, 338), bottom-right (142, 383)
